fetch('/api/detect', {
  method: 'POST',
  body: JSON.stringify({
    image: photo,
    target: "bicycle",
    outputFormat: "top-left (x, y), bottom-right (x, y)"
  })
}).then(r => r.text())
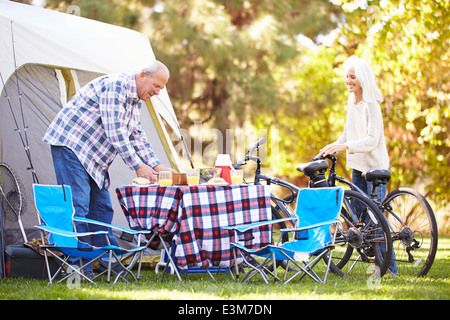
top-left (311, 153), bottom-right (438, 277)
top-left (234, 138), bottom-right (393, 278)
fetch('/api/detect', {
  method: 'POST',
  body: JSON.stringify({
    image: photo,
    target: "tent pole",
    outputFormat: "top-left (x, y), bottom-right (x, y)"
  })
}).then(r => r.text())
top-left (0, 72), bottom-right (39, 184)
top-left (154, 95), bottom-right (194, 169)
top-left (7, 21), bottom-right (39, 183)
top-left (0, 194), bottom-right (5, 278)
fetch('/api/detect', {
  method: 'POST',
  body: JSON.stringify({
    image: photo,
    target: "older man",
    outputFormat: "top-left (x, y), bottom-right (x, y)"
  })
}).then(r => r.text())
top-left (43, 60), bottom-right (174, 272)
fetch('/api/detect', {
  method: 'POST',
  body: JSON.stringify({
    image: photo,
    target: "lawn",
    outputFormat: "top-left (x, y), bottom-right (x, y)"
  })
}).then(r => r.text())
top-left (1, 237), bottom-right (449, 302)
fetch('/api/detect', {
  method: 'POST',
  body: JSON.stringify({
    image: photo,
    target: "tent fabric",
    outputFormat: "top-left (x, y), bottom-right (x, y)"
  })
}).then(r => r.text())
top-left (0, 1), bottom-right (184, 251)
top-left (0, 0), bottom-right (181, 138)
top-left (0, 0), bottom-right (153, 85)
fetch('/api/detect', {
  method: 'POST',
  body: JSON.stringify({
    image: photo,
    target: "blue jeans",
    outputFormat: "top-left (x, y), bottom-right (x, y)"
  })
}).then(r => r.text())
top-left (51, 146), bottom-right (118, 270)
top-left (351, 170), bottom-right (386, 203)
top-left (352, 169), bottom-right (398, 275)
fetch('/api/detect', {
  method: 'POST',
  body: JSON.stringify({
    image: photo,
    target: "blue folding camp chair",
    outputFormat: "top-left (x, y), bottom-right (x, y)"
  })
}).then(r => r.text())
top-left (33, 184), bottom-right (150, 284)
top-left (224, 187), bottom-right (344, 284)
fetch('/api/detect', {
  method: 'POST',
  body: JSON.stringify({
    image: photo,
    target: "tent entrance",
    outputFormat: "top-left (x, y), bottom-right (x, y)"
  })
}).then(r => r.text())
top-left (0, 64), bottom-right (102, 246)
top-left (0, 63), bottom-right (180, 249)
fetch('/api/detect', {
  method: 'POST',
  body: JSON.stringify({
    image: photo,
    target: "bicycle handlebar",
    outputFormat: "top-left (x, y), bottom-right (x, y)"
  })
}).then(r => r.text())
top-left (234, 138), bottom-right (300, 202)
top-left (234, 137), bottom-right (267, 169)
top-left (251, 137), bottom-right (267, 152)
top-left (234, 156), bottom-right (260, 169)
top-left (312, 153), bottom-right (337, 162)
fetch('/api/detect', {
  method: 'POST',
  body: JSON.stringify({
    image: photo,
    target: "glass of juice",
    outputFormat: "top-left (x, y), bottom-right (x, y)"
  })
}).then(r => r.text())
top-left (159, 171), bottom-right (173, 186)
top-left (231, 169), bottom-right (244, 185)
top-left (186, 168), bottom-right (200, 186)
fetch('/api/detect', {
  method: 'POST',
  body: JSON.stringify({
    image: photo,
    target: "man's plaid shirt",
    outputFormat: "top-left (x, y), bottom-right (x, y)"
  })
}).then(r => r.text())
top-left (43, 73), bottom-right (160, 189)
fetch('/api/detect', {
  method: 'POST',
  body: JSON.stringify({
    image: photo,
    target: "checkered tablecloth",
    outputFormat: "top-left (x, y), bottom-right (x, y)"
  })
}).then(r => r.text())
top-left (116, 186), bottom-right (182, 246)
top-left (115, 185), bottom-right (272, 269)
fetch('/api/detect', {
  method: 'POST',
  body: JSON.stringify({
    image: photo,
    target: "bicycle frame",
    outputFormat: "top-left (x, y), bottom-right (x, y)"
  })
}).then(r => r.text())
top-left (234, 139), bottom-right (396, 276)
top-left (319, 154), bottom-right (367, 195)
top-left (316, 154), bottom-right (407, 239)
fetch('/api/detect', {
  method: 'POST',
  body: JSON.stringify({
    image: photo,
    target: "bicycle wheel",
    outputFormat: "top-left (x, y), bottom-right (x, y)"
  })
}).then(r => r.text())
top-left (326, 190), bottom-right (393, 277)
top-left (382, 188), bottom-right (438, 276)
top-left (268, 197), bottom-right (294, 270)
top-left (271, 199), bottom-right (294, 243)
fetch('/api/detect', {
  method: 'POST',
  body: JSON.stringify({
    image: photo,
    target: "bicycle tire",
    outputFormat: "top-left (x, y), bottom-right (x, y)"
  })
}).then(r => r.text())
top-left (324, 190), bottom-right (393, 277)
top-left (271, 201), bottom-right (291, 243)
top-left (269, 199), bottom-right (292, 270)
top-left (382, 188), bottom-right (438, 276)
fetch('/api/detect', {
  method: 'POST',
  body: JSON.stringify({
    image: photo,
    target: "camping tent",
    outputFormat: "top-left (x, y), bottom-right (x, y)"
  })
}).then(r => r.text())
top-left (0, 0), bottom-right (184, 266)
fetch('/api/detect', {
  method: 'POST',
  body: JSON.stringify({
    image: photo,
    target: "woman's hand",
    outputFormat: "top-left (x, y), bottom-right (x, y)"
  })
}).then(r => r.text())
top-left (320, 144), bottom-right (348, 157)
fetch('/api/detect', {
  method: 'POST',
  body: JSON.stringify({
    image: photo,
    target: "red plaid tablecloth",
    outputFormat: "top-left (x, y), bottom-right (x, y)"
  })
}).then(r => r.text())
top-left (115, 185), bottom-right (272, 269)
top-left (116, 186), bottom-right (182, 246)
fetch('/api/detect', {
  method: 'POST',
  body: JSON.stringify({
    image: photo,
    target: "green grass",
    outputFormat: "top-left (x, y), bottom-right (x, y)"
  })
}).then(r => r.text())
top-left (1, 237), bottom-right (449, 301)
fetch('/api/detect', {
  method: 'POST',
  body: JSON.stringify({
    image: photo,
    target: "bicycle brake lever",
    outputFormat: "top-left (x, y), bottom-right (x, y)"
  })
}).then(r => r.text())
top-left (234, 162), bottom-right (243, 169)
top-left (312, 153), bottom-right (325, 161)
top-left (234, 156), bottom-right (248, 169)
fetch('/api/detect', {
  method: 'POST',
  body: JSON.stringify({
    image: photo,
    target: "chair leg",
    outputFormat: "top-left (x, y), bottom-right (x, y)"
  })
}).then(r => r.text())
top-left (107, 250), bottom-right (113, 283)
top-left (204, 267), bottom-right (215, 280)
top-left (324, 249), bottom-right (332, 283)
top-left (281, 252), bottom-right (319, 284)
top-left (157, 233), bottom-right (182, 281)
top-left (43, 248), bottom-right (98, 285)
top-left (135, 251), bottom-right (143, 281)
top-left (233, 247), bottom-right (240, 281)
top-left (43, 250), bottom-right (54, 284)
top-left (235, 250), bottom-right (270, 284)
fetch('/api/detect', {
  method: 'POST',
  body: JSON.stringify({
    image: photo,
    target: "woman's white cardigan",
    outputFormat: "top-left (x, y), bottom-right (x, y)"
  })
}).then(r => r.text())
top-left (334, 101), bottom-right (390, 172)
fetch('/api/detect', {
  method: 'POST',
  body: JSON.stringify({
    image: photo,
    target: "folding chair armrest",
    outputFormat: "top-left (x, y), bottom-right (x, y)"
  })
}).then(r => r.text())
top-left (35, 224), bottom-right (108, 238)
top-left (223, 217), bottom-right (298, 233)
top-left (279, 219), bottom-right (341, 233)
top-left (73, 217), bottom-right (151, 235)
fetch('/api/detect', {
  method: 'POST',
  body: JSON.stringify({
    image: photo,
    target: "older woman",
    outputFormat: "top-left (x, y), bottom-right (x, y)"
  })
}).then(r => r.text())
top-left (321, 56), bottom-right (389, 202)
top-left (320, 56), bottom-right (398, 275)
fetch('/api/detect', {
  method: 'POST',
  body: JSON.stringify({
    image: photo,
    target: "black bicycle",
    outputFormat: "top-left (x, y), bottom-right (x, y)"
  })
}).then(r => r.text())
top-left (235, 138), bottom-right (393, 278)
top-left (312, 153), bottom-right (438, 277)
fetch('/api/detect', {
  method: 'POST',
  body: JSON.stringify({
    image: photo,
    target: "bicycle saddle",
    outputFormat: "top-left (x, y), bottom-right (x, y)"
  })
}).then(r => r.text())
top-left (296, 160), bottom-right (328, 176)
top-left (362, 169), bottom-right (392, 183)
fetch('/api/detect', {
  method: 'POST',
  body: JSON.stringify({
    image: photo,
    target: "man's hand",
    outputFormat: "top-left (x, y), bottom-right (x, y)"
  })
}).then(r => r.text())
top-left (135, 164), bottom-right (177, 184)
top-left (136, 164), bottom-right (158, 183)
top-left (152, 164), bottom-right (177, 174)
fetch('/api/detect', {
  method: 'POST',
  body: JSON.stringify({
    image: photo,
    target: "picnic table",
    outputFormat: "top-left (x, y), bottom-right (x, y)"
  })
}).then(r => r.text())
top-left (115, 184), bottom-right (272, 269)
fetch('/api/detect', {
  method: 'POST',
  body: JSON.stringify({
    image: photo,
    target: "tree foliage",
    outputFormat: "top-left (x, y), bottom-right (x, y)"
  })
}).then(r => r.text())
top-left (146, 0), bottom-right (342, 133)
top-left (335, 0), bottom-right (449, 206)
top-left (41, 0), bottom-right (448, 208)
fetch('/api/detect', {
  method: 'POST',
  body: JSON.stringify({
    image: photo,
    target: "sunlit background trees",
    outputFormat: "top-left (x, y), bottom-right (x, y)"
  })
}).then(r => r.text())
top-left (25, 0), bottom-right (449, 231)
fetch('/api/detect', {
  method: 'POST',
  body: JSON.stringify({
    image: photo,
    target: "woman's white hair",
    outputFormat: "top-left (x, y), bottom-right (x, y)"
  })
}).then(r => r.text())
top-left (344, 56), bottom-right (382, 103)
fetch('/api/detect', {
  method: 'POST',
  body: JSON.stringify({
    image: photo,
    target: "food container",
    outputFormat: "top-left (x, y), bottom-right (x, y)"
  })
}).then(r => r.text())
top-left (199, 168), bottom-right (222, 184)
top-left (172, 173), bottom-right (188, 185)
top-left (215, 154), bottom-right (233, 185)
